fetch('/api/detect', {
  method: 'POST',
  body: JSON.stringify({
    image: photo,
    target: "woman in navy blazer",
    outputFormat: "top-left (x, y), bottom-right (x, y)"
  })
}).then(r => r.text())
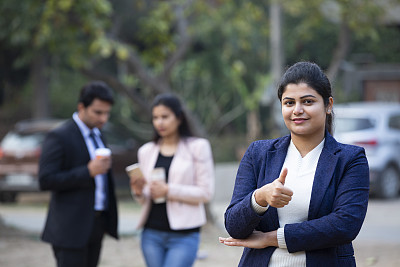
top-left (220, 62), bottom-right (369, 266)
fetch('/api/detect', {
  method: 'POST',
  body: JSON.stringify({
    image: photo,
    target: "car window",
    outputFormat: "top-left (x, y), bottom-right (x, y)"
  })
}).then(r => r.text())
top-left (389, 115), bottom-right (400, 130)
top-left (335, 117), bottom-right (376, 133)
top-left (1, 132), bottom-right (45, 151)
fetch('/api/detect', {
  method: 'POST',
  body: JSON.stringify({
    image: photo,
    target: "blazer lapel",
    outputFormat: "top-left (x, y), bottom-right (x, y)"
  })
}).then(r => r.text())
top-left (263, 135), bottom-right (290, 227)
top-left (168, 140), bottom-right (185, 182)
top-left (71, 120), bottom-right (91, 162)
top-left (264, 136), bottom-right (290, 184)
top-left (308, 133), bottom-right (340, 220)
top-left (145, 143), bottom-right (161, 178)
top-left (99, 131), bottom-right (108, 147)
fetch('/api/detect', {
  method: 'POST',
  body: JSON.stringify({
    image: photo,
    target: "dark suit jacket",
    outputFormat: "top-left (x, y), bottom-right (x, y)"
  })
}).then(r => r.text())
top-left (224, 132), bottom-right (369, 267)
top-left (39, 119), bottom-right (118, 248)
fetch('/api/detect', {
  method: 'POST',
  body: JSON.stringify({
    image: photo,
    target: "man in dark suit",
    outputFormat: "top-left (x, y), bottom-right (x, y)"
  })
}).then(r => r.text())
top-left (39, 81), bottom-right (118, 267)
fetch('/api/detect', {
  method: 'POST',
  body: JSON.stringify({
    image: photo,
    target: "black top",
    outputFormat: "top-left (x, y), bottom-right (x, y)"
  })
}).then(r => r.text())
top-left (144, 153), bottom-right (200, 233)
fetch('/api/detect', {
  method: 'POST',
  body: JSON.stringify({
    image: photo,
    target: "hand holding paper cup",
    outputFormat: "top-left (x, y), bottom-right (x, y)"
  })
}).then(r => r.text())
top-left (95, 148), bottom-right (112, 170)
top-left (89, 148), bottom-right (112, 177)
top-left (126, 163), bottom-right (146, 196)
top-left (150, 167), bottom-right (167, 203)
top-left (95, 148), bottom-right (111, 159)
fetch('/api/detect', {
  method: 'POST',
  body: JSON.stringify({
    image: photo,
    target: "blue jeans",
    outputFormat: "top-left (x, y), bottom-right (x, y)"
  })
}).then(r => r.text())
top-left (141, 228), bottom-right (200, 267)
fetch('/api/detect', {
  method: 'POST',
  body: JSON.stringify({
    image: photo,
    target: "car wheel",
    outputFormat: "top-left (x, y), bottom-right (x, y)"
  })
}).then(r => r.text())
top-left (0, 192), bottom-right (17, 203)
top-left (378, 166), bottom-right (400, 199)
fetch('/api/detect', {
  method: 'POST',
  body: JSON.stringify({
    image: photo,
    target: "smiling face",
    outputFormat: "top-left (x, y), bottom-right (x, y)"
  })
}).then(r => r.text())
top-left (281, 83), bottom-right (333, 140)
top-left (152, 104), bottom-right (181, 139)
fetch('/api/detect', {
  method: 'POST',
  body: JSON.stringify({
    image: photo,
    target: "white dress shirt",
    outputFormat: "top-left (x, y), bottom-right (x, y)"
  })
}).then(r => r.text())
top-left (73, 112), bottom-right (108, 211)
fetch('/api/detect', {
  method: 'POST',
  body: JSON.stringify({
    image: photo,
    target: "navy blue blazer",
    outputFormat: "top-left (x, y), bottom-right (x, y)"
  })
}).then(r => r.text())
top-left (224, 132), bottom-right (369, 267)
top-left (39, 119), bottom-right (118, 248)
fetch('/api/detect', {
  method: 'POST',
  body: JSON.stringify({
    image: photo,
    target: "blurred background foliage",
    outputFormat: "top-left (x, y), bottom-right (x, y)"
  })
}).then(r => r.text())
top-left (1, 0), bottom-right (400, 161)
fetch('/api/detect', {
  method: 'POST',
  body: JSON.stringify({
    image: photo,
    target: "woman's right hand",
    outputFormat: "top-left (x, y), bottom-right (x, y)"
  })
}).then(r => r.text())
top-left (219, 230), bottom-right (278, 249)
top-left (255, 168), bottom-right (293, 208)
top-left (130, 176), bottom-right (146, 196)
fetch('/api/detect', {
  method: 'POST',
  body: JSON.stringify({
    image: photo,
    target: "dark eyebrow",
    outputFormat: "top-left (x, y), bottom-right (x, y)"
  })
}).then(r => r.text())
top-left (282, 97), bottom-right (294, 101)
top-left (283, 94), bottom-right (317, 101)
top-left (300, 95), bottom-right (317, 99)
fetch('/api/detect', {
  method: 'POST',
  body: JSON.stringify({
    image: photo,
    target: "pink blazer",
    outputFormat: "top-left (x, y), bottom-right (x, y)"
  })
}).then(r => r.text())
top-left (135, 137), bottom-right (215, 230)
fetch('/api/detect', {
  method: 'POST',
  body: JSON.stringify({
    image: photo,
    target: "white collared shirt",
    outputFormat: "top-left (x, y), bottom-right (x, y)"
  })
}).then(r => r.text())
top-left (72, 112), bottom-right (108, 211)
top-left (270, 138), bottom-right (325, 267)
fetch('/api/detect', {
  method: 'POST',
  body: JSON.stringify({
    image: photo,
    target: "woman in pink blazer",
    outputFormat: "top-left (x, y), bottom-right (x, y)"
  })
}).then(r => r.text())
top-left (130, 93), bottom-right (215, 267)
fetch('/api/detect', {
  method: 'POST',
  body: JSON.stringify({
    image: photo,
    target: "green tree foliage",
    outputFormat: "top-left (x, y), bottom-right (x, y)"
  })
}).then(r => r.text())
top-left (80, 1), bottom-right (273, 140)
top-left (170, 1), bottom-right (271, 137)
top-left (0, 0), bottom-right (111, 67)
top-left (281, 0), bottom-right (400, 80)
top-left (0, 0), bottom-right (113, 120)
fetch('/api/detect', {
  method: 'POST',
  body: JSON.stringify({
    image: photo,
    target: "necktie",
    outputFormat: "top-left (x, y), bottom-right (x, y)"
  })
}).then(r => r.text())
top-left (89, 131), bottom-right (100, 149)
top-left (89, 131), bottom-right (109, 209)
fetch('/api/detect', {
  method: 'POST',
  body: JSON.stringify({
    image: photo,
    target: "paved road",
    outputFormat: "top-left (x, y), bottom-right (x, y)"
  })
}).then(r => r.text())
top-left (1, 162), bottom-right (400, 266)
top-left (356, 198), bottom-right (400, 243)
top-left (1, 193), bottom-right (400, 242)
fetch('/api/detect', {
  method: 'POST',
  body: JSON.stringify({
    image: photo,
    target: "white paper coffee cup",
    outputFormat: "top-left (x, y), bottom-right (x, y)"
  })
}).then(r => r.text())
top-left (95, 148), bottom-right (111, 158)
top-left (151, 167), bottom-right (166, 203)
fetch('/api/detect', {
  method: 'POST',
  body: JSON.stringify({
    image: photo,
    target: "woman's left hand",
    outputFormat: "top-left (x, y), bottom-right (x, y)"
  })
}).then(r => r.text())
top-left (150, 180), bottom-right (168, 199)
top-left (219, 230), bottom-right (278, 249)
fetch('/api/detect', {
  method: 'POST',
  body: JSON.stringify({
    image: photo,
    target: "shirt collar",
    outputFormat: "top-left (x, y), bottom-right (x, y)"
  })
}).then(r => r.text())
top-left (289, 138), bottom-right (325, 160)
top-left (72, 112), bottom-right (101, 138)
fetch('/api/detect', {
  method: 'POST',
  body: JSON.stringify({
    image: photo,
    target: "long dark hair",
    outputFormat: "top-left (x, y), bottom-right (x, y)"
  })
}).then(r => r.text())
top-left (151, 93), bottom-right (194, 142)
top-left (277, 62), bottom-right (334, 134)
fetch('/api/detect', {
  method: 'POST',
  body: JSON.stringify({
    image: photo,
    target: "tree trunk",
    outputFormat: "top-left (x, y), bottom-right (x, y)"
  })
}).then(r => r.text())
top-left (270, 1), bottom-right (283, 88)
top-left (246, 109), bottom-right (261, 143)
top-left (327, 22), bottom-right (352, 83)
top-left (269, 1), bottom-right (286, 135)
top-left (31, 52), bottom-right (50, 119)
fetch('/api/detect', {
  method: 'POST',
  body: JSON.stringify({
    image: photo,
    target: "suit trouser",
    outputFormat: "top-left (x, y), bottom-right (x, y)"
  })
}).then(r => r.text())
top-left (52, 212), bottom-right (106, 267)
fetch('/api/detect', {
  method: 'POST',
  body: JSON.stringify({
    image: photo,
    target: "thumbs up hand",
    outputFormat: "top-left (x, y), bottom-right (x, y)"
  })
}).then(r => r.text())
top-left (276, 167), bottom-right (288, 185)
top-left (254, 168), bottom-right (293, 208)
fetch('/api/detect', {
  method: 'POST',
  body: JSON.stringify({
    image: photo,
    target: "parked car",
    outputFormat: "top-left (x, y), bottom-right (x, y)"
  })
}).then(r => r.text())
top-left (0, 119), bottom-right (140, 202)
top-left (334, 102), bottom-right (400, 198)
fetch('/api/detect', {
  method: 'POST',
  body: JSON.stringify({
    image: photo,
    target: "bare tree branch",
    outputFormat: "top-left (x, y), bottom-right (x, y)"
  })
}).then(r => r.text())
top-left (209, 104), bottom-right (246, 136)
top-left (82, 0), bottom-right (208, 138)
top-left (327, 22), bottom-right (352, 83)
top-left (160, 4), bottom-right (193, 81)
top-left (80, 68), bottom-right (151, 114)
top-left (125, 49), bottom-right (171, 94)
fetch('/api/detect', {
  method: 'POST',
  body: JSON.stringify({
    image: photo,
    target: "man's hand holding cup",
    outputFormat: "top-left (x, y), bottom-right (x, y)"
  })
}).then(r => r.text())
top-left (88, 148), bottom-right (112, 177)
